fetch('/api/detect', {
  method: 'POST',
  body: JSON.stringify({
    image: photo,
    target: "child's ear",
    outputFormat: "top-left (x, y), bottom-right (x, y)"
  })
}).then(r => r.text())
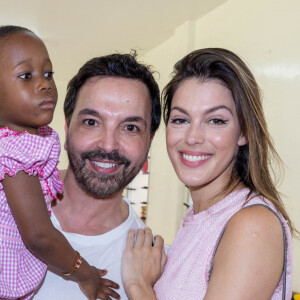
top-left (64, 119), bottom-right (68, 150)
top-left (238, 133), bottom-right (247, 146)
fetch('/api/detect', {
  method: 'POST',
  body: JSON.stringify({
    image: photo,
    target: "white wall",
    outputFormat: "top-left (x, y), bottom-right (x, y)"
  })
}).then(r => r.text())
top-left (143, 0), bottom-right (300, 290)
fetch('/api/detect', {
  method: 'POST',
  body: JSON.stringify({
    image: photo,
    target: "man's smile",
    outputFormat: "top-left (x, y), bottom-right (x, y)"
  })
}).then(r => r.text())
top-left (91, 160), bottom-right (119, 169)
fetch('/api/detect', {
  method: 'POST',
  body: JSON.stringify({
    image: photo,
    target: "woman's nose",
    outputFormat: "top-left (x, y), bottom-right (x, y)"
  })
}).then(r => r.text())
top-left (185, 124), bottom-right (205, 146)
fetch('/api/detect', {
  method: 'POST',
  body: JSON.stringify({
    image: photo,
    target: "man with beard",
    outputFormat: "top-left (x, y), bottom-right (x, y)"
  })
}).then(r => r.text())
top-left (34, 53), bottom-right (161, 299)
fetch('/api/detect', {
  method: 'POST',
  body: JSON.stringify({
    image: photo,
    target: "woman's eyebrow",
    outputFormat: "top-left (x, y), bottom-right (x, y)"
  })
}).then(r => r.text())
top-left (170, 106), bottom-right (188, 115)
top-left (170, 105), bottom-right (233, 116)
top-left (204, 105), bottom-right (233, 116)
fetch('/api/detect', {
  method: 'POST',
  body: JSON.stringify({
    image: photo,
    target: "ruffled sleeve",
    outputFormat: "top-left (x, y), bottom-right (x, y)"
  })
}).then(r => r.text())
top-left (0, 126), bottom-right (63, 196)
top-left (37, 126), bottom-right (64, 197)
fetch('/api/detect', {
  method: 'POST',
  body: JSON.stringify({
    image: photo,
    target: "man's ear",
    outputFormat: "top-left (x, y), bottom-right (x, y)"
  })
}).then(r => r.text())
top-left (238, 133), bottom-right (247, 146)
top-left (64, 119), bottom-right (68, 150)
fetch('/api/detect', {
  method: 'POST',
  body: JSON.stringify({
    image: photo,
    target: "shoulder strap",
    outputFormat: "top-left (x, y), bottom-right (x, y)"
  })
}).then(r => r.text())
top-left (208, 204), bottom-right (287, 300)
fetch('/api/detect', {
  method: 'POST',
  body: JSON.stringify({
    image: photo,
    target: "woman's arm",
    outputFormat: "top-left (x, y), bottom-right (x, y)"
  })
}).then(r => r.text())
top-left (121, 228), bottom-right (166, 300)
top-left (204, 205), bottom-right (284, 300)
top-left (3, 171), bottom-right (120, 300)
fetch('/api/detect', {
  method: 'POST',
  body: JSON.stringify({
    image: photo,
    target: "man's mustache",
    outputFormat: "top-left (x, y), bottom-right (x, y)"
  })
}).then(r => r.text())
top-left (81, 149), bottom-right (130, 166)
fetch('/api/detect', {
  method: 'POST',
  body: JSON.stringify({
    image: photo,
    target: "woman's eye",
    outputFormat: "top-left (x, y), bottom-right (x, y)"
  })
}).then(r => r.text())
top-left (84, 119), bottom-right (98, 126)
top-left (170, 118), bottom-right (188, 125)
top-left (208, 118), bottom-right (228, 125)
top-left (125, 124), bottom-right (138, 132)
top-left (44, 71), bottom-right (54, 79)
top-left (19, 73), bottom-right (31, 79)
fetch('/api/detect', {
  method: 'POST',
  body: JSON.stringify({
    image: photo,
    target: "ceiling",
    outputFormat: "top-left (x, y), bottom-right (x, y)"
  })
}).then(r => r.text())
top-left (0, 0), bottom-right (227, 78)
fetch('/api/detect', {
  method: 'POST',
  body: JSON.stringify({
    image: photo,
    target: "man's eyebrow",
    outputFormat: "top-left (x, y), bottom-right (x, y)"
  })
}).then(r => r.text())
top-left (77, 109), bottom-right (148, 127)
top-left (77, 108), bottom-right (100, 118)
top-left (123, 116), bottom-right (147, 128)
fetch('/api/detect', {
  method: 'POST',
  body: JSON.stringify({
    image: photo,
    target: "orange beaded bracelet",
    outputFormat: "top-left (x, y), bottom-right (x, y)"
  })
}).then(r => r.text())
top-left (63, 251), bottom-right (82, 276)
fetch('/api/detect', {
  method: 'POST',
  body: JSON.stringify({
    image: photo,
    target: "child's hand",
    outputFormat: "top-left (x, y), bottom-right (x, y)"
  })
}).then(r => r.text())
top-left (78, 267), bottom-right (120, 300)
top-left (121, 228), bottom-right (167, 299)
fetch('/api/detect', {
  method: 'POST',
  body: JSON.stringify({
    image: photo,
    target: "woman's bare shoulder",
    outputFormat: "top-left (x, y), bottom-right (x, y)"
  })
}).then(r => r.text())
top-left (227, 204), bottom-right (283, 237)
top-left (205, 205), bottom-right (284, 300)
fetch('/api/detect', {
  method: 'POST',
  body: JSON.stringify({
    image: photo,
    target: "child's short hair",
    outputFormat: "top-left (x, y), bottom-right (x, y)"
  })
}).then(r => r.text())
top-left (0, 25), bottom-right (33, 41)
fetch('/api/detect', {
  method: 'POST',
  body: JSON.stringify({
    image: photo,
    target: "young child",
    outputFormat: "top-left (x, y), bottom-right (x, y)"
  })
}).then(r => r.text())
top-left (0, 25), bottom-right (120, 300)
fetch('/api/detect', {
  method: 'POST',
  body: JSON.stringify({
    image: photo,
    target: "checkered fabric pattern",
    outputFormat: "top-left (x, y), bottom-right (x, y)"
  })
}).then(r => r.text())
top-left (0, 126), bottom-right (63, 299)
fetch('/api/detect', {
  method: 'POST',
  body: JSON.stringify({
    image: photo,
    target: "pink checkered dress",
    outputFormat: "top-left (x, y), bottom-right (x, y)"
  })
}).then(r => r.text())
top-left (0, 126), bottom-right (63, 299)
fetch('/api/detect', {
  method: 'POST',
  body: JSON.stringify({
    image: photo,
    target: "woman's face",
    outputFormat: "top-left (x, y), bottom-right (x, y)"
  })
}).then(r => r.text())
top-left (166, 78), bottom-right (246, 191)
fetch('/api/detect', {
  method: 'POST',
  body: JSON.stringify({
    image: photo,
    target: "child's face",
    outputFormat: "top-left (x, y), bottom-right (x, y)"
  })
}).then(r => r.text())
top-left (0, 32), bottom-right (57, 134)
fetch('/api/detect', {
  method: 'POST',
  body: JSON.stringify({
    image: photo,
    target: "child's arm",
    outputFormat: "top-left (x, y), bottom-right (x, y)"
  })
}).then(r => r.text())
top-left (3, 171), bottom-right (120, 300)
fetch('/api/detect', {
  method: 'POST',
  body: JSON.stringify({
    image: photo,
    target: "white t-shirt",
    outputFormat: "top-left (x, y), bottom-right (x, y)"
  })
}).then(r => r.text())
top-left (33, 197), bottom-right (145, 300)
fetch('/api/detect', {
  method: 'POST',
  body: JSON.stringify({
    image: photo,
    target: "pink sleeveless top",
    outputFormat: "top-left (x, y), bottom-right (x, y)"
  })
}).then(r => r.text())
top-left (154, 188), bottom-right (292, 300)
top-left (0, 126), bottom-right (63, 299)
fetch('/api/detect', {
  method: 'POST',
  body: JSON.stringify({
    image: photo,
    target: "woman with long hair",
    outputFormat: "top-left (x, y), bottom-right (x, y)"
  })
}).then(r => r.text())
top-left (122, 48), bottom-right (293, 300)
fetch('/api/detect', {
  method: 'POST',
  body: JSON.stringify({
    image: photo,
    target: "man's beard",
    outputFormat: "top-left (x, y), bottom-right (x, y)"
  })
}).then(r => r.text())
top-left (66, 135), bottom-right (148, 198)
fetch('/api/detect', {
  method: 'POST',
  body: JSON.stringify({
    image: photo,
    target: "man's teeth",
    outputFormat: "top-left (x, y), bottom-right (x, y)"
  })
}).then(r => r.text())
top-left (92, 161), bottom-right (118, 169)
top-left (182, 154), bottom-right (211, 162)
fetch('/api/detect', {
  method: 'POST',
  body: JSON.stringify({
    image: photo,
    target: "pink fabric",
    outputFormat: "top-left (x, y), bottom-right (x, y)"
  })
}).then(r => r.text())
top-left (154, 188), bottom-right (293, 300)
top-left (0, 126), bottom-right (63, 299)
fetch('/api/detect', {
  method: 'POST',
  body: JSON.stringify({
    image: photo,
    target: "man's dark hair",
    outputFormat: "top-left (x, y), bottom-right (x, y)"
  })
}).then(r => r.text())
top-left (64, 52), bottom-right (161, 136)
top-left (0, 25), bottom-right (33, 40)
